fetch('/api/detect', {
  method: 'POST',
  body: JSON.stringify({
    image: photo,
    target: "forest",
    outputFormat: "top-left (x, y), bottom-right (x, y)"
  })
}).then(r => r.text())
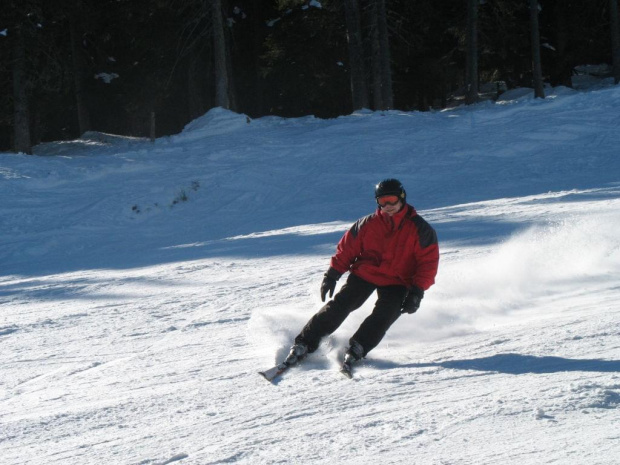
top-left (2, 0), bottom-right (619, 153)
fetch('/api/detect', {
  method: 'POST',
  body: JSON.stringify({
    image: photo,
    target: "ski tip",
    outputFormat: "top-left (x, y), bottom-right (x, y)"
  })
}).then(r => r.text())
top-left (259, 363), bottom-right (289, 383)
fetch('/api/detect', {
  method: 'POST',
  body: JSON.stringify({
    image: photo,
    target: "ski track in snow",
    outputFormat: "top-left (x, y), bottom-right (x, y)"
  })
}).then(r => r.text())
top-left (1, 86), bottom-right (620, 464)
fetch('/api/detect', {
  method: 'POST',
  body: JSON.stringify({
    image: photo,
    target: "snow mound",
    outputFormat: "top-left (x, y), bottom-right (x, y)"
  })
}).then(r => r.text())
top-left (177, 107), bottom-right (251, 140)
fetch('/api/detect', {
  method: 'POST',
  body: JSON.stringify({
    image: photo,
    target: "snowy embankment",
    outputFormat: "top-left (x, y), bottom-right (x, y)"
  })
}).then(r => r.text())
top-left (1, 85), bottom-right (619, 464)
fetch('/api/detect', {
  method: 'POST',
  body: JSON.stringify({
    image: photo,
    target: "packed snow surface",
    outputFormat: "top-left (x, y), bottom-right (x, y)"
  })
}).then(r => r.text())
top-left (1, 85), bottom-right (620, 464)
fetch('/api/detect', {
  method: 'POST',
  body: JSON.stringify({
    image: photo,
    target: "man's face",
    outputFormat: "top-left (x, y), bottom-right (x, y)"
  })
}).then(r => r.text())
top-left (380, 201), bottom-right (403, 216)
top-left (376, 195), bottom-right (403, 216)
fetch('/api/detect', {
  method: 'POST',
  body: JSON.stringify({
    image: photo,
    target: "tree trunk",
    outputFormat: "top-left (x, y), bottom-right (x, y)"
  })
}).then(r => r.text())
top-left (188, 55), bottom-right (205, 119)
top-left (550, 1), bottom-right (572, 87)
top-left (150, 112), bottom-right (156, 142)
top-left (251, 0), bottom-right (264, 115)
top-left (376, 0), bottom-right (393, 109)
top-left (12, 25), bottom-right (32, 154)
top-left (611, 0), bottom-right (620, 84)
top-left (70, 11), bottom-right (91, 136)
top-left (224, 9), bottom-right (237, 112)
top-left (369, 1), bottom-right (383, 110)
top-left (344, 0), bottom-right (368, 110)
top-left (465, 0), bottom-right (479, 105)
top-left (212, 0), bottom-right (231, 109)
top-left (529, 0), bottom-right (545, 98)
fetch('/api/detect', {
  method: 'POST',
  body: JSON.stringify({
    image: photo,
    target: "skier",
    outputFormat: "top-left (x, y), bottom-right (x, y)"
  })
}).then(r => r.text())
top-left (285, 178), bottom-right (440, 375)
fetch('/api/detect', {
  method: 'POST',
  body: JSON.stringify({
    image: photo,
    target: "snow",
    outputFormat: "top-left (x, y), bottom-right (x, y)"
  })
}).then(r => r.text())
top-left (1, 84), bottom-right (620, 464)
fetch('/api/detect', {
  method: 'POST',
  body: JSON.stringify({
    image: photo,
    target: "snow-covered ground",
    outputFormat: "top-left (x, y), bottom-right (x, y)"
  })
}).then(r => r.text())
top-left (1, 84), bottom-right (619, 464)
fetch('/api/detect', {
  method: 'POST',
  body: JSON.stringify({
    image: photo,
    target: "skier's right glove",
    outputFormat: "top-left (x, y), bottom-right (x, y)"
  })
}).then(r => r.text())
top-left (320, 267), bottom-right (342, 302)
top-left (401, 286), bottom-right (424, 314)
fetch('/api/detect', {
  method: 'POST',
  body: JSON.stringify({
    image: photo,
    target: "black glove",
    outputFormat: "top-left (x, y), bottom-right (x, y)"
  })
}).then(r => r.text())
top-left (401, 286), bottom-right (424, 314)
top-left (320, 267), bottom-right (342, 302)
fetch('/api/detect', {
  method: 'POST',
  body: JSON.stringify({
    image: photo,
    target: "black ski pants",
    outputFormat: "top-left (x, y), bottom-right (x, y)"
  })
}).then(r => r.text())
top-left (295, 273), bottom-right (408, 357)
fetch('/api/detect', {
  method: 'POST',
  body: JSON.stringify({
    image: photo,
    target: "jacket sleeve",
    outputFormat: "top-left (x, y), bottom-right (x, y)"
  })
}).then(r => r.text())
top-left (329, 215), bottom-right (371, 275)
top-left (411, 216), bottom-right (439, 291)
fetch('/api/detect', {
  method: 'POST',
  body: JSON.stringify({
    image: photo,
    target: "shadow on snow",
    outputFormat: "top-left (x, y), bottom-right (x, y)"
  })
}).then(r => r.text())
top-left (373, 353), bottom-right (620, 375)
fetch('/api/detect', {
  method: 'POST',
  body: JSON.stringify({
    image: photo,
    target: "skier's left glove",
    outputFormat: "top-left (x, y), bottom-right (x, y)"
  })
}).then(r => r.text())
top-left (401, 286), bottom-right (424, 314)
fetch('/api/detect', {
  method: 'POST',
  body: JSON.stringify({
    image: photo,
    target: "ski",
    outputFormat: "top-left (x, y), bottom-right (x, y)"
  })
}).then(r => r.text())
top-left (260, 344), bottom-right (360, 381)
top-left (258, 363), bottom-right (290, 382)
top-left (261, 360), bottom-right (356, 380)
top-left (260, 344), bottom-right (308, 383)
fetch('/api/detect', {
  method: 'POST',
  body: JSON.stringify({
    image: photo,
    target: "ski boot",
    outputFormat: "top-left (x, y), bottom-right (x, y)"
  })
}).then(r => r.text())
top-left (341, 340), bottom-right (364, 378)
top-left (283, 342), bottom-right (308, 367)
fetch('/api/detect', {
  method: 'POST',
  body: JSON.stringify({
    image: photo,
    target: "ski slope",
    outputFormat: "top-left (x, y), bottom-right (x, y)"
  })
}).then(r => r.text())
top-left (1, 84), bottom-right (619, 464)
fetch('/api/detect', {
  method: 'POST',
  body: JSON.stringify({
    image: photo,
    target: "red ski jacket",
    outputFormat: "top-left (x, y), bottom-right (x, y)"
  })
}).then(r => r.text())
top-left (330, 204), bottom-right (439, 290)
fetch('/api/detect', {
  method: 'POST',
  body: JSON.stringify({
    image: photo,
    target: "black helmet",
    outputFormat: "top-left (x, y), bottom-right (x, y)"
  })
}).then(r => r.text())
top-left (375, 178), bottom-right (406, 202)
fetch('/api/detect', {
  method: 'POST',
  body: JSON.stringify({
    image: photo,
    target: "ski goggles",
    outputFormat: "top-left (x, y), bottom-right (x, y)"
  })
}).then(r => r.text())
top-left (376, 195), bottom-right (401, 207)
